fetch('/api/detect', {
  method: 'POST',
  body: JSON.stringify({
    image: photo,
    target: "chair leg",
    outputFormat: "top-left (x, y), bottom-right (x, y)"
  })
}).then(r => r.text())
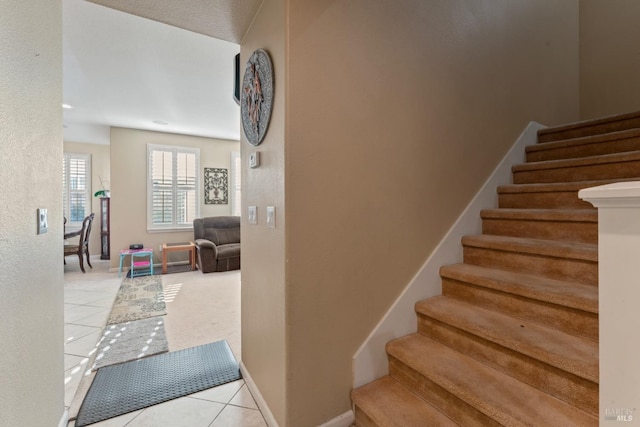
top-left (86, 249), bottom-right (93, 269)
top-left (78, 253), bottom-right (86, 273)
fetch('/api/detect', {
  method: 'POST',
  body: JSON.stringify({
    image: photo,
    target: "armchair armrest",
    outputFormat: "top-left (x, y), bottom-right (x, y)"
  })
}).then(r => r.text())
top-left (194, 238), bottom-right (218, 273)
top-left (195, 238), bottom-right (216, 249)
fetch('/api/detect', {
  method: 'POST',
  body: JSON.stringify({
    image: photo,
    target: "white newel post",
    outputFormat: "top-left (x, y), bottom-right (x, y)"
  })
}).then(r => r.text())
top-left (579, 182), bottom-right (640, 425)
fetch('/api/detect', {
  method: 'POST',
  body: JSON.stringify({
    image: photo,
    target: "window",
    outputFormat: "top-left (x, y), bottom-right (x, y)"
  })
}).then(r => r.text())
top-left (230, 152), bottom-right (241, 216)
top-left (63, 153), bottom-right (91, 228)
top-left (147, 144), bottom-right (200, 230)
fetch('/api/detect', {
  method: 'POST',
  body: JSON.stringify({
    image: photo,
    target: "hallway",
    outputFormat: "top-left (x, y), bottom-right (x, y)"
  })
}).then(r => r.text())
top-left (63, 257), bottom-right (264, 426)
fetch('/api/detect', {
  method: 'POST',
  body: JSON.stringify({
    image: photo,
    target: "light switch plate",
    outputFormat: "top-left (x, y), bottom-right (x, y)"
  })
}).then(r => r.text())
top-left (248, 206), bottom-right (257, 225)
top-left (37, 208), bottom-right (48, 234)
top-left (266, 206), bottom-right (276, 228)
top-left (249, 152), bottom-right (260, 168)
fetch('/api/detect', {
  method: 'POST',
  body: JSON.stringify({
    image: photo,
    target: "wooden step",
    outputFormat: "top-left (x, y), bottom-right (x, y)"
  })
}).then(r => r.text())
top-left (461, 234), bottom-right (598, 285)
top-left (387, 334), bottom-right (597, 426)
top-left (527, 129), bottom-right (640, 162)
top-left (538, 110), bottom-right (640, 143)
top-left (440, 263), bottom-right (598, 340)
top-left (352, 376), bottom-right (457, 427)
top-left (512, 150), bottom-right (640, 184)
top-left (415, 296), bottom-right (598, 414)
top-left (481, 208), bottom-right (597, 244)
top-left (497, 178), bottom-right (637, 209)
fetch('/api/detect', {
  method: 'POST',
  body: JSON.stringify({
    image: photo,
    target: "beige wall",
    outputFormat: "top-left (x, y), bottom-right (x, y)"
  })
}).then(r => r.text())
top-left (240, 0), bottom-right (288, 424)
top-left (0, 1), bottom-right (65, 426)
top-left (580, 0), bottom-right (640, 119)
top-left (63, 141), bottom-right (111, 257)
top-left (110, 127), bottom-right (239, 268)
top-left (240, 1), bottom-right (580, 426)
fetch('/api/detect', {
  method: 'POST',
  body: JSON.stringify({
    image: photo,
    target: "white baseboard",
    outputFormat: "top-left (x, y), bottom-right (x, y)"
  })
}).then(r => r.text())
top-left (318, 410), bottom-right (355, 427)
top-left (58, 408), bottom-right (69, 427)
top-left (240, 362), bottom-right (355, 427)
top-left (352, 121), bottom-right (545, 388)
top-left (240, 361), bottom-right (279, 427)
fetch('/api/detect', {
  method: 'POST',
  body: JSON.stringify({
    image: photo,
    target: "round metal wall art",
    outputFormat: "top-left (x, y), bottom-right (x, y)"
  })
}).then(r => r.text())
top-left (241, 49), bottom-right (274, 146)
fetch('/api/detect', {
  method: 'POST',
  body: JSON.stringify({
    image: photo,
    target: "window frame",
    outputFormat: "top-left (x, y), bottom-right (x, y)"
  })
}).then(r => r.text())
top-left (147, 144), bottom-right (201, 232)
top-left (63, 152), bottom-right (92, 231)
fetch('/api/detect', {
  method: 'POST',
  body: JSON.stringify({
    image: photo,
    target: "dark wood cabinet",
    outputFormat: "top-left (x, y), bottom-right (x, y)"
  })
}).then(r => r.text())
top-left (100, 197), bottom-right (110, 260)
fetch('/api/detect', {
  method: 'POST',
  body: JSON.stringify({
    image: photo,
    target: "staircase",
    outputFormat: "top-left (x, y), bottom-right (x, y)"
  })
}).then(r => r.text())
top-left (352, 111), bottom-right (640, 426)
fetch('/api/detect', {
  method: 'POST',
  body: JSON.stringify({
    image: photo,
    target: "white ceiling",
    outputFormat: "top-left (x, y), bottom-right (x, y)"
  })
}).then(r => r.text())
top-left (63, 0), bottom-right (261, 144)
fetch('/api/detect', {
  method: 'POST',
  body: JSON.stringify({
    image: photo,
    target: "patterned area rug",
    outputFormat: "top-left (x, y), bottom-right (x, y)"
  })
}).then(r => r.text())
top-left (92, 317), bottom-right (169, 370)
top-left (107, 275), bottom-right (166, 325)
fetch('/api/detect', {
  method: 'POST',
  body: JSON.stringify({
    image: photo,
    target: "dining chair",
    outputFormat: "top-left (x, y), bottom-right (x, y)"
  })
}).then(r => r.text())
top-left (63, 213), bottom-right (95, 273)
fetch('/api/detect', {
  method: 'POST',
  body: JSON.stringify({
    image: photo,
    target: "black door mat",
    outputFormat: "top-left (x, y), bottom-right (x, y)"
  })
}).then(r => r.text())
top-left (76, 340), bottom-right (241, 427)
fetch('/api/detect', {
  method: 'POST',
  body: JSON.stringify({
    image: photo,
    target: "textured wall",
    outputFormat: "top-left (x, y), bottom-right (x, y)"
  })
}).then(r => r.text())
top-left (109, 127), bottom-right (239, 267)
top-left (0, 1), bottom-right (65, 425)
top-left (240, 0), bottom-right (287, 424)
top-left (580, 0), bottom-right (640, 119)
top-left (284, 1), bottom-right (579, 425)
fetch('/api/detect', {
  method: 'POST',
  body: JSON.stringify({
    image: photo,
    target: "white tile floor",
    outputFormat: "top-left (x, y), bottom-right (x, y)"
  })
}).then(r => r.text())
top-left (63, 257), bottom-right (266, 427)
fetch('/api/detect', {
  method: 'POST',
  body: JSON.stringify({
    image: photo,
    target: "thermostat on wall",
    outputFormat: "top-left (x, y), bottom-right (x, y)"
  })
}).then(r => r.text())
top-left (249, 151), bottom-right (260, 169)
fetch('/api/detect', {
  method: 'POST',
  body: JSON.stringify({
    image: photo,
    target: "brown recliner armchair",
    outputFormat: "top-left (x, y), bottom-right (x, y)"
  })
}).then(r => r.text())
top-left (193, 216), bottom-right (240, 273)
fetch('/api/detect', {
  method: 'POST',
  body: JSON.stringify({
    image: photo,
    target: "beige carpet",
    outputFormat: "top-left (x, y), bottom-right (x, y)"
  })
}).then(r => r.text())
top-left (162, 269), bottom-right (241, 359)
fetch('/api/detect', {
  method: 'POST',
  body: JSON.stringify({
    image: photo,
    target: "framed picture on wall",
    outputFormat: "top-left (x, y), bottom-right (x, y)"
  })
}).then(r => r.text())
top-left (204, 168), bottom-right (228, 204)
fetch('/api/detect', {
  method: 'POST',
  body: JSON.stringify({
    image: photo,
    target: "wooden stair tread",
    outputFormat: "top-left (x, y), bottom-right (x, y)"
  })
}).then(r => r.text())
top-left (538, 110), bottom-right (640, 143)
top-left (480, 208), bottom-right (597, 222)
top-left (388, 334), bottom-right (597, 426)
top-left (461, 234), bottom-right (597, 261)
top-left (352, 376), bottom-right (457, 427)
top-left (497, 177), bottom-right (638, 194)
top-left (529, 128), bottom-right (640, 152)
top-left (513, 150), bottom-right (640, 173)
top-left (415, 296), bottom-right (598, 382)
top-left (440, 263), bottom-right (598, 314)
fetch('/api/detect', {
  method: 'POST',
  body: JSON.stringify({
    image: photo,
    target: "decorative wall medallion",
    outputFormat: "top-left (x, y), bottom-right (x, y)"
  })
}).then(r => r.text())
top-left (204, 168), bottom-right (228, 204)
top-left (241, 49), bottom-right (274, 146)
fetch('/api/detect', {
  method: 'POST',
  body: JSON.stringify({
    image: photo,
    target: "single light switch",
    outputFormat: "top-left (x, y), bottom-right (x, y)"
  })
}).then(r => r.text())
top-left (249, 152), bottom-right (260, 168)
top-left (248, 206), bottom-right (257, 225)
top-left (266, 206), bottom-right (276, 228)
top-left (37, 208), bottom-right (48, 234)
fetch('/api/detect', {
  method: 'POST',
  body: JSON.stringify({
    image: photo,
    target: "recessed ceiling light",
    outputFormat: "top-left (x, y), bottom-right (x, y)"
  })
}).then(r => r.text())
top-left (153, 120), bottom-right (169, 125)
top-left (62, 104), bottom-right (73, 109)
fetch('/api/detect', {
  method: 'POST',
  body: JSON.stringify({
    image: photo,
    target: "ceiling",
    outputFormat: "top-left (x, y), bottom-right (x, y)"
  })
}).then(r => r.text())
top-left (63, 0), bottom-right (263, 144)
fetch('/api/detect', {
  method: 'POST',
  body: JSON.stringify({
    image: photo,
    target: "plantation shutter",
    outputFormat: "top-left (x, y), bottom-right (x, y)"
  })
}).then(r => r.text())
top-left (63, 153), bottom-right (91, 226)
top-left (148, 145), bottom-right (199, 229)
top-left (230, 152), bottom-right (241, 216)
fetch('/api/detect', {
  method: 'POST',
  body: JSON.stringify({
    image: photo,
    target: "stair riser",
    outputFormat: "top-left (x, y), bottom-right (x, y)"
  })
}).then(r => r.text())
top-left (482, 218), bottom-right (597, 244)
top-left (498, 191), bottom-right (593, 209)
top-left (442, 278), bottom-right (598, 341)
top-left (462, 246), bottom-right (598, 286)
top-left (538, 114), bottom-right (640, 143)
top-left (527, 136), bottom-right (640, 162)
top-left (388, 356), bottom-right (501, 427)
top-left (416, 316), bottom-right (598, 416)
top-left (353, 408), bottom-right (377, 427)
top-left (513, 160), bottom-right (640, 184)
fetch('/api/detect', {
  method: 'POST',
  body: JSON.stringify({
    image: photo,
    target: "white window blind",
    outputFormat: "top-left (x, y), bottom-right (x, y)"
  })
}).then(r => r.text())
top-left (148, 144), bottom-right (200, 230)
top-left (230, 152), bottom-right (241, 216)
top-left (63, 153), bottom-right (91, 227)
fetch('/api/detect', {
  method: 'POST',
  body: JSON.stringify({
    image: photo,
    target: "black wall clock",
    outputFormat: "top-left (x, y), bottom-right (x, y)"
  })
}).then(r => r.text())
top-left (241, 49), bottom-right (274, 146)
